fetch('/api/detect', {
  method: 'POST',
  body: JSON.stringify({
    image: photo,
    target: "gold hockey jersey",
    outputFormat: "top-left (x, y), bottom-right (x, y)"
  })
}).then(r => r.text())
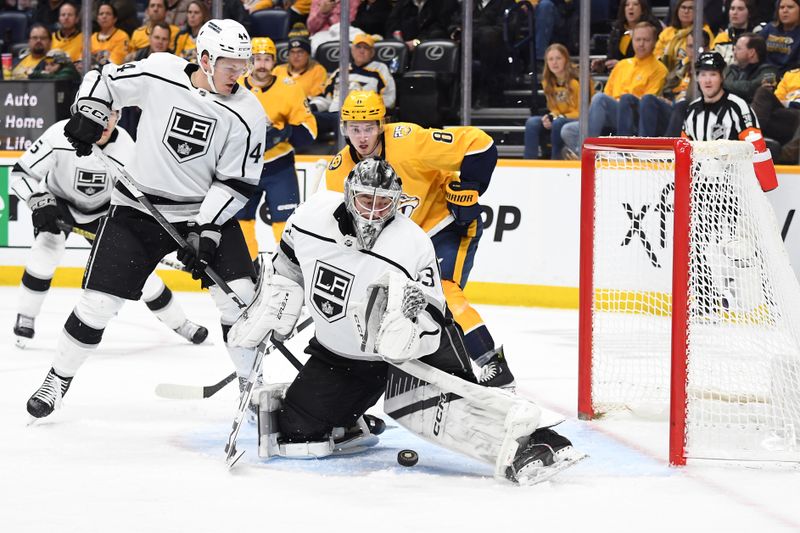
top-left (325, 122), bottom-right (494, 235)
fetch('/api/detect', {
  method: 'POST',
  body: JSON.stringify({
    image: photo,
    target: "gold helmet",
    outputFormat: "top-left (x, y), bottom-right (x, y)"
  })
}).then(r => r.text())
top-left (340, 90), bottom-right (386, 122)
top-left (251, 37), bottom-right (276, 58)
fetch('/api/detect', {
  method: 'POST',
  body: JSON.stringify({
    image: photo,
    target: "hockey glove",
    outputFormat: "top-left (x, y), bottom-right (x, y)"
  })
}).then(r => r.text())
top-left (177, 222), bottom-right (222, 280)
top-left (265, 125), bottom-right (293, 151)
top-left (228, 272), bottom-right (305, 348)
top-left (27, 192), bottom-right (62, 234)
top-left (64, 99), bottom-right (110, 157)
top-left (374, 273), bottom-right (427, 363)
top-left (445, 180), bottom-right (482, 226)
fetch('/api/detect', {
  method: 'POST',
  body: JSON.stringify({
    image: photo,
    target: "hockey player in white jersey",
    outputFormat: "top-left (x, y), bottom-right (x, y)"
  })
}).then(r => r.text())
top-left (228, 159), bottom-right (584, 484)
top-left (26, 19), bottom-right (267, 419)
top-left (11, 113), bottom-right (208, 348)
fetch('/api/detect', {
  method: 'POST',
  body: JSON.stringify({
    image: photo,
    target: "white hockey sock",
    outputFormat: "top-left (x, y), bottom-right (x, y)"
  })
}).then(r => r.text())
top-left (55, 290), bottom-right (125, 377)
top-left (141, 273), bottom-right (185, 330)
top-left (210, 278), bottom-right (256, 377)
top-left (18, 232), bottom-right (66, 317)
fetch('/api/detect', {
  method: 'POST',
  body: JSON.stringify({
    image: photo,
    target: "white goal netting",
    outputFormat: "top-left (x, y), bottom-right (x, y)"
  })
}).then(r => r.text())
top-left (589, 140), bottom-right (800, 462)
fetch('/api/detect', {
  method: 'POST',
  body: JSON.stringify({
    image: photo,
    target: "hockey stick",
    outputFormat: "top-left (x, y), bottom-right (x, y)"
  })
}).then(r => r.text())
top-left (90, 145), bottom-right (248, 309)
top-left (225, 332), bottom-right (289, 468)
top-left (154, 315), bottom-right (312, 400)
top-left (55, 220), bottom-right (187, 272)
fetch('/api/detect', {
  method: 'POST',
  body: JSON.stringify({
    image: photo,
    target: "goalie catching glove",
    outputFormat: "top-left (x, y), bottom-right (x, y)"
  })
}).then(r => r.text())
top-left (228, 264), bottom-right (304, 348)
top-left (366, 271), bottom-right (429, 364)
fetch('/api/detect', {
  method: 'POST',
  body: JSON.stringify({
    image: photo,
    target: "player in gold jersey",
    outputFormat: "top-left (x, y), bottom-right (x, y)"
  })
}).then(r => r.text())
top-left (236, 37), bottom-right (318, 255)
top-left (324, 91), bottom-right (515, 388)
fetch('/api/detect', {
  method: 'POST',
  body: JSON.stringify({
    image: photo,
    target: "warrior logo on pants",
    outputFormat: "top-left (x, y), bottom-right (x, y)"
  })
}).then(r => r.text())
top-left (311, 260), bottom-right (353, 322)
top-left (162, 108), bottom-right (217, 163)
top-left (74, 169), bottom-right (108, 197)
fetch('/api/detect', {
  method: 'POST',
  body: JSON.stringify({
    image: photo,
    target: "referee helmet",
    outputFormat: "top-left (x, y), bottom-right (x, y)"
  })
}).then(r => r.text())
top-left (695, 51), bottom-right (726, 74)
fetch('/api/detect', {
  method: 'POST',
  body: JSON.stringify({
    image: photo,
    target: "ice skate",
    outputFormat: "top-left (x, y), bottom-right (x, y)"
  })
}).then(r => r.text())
top-left (478, 347), bottom-right (516, 390)
top-left (13, 314), bottom-right (35, 349)
top-left (27, 368), bottom-right (73, 419)
top-left (506, 427), bottom-right (586, 485)
top-left (174, 319), bottom-right (209, 344)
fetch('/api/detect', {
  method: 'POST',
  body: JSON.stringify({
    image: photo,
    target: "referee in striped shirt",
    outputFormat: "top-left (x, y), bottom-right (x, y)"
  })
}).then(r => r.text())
top-left (682, 51), bottom-right (777, 192)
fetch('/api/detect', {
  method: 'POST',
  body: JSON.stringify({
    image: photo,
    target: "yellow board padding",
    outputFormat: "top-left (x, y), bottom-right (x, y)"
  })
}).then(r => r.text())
top-left (593, 289), bottom-right (672, 316)
top-left (0, 266), bottom-right (202, 292)
top-left (0, 265), bottom-right (577, 307)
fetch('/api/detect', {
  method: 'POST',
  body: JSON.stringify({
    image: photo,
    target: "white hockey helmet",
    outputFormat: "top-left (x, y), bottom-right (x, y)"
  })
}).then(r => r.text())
top-left (344, 158), bottom-right (402, 250)
top-left (196, 19), bottom-right (251, 92)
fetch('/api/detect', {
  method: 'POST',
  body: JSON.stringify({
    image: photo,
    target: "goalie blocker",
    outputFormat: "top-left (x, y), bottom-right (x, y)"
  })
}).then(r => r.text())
top-left (228, 159), bottom-right (584, 483)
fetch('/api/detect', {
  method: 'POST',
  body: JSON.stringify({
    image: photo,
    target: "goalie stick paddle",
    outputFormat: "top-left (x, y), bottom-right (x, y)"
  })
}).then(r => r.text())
top-left (154, 316), bottom-right (312, 400)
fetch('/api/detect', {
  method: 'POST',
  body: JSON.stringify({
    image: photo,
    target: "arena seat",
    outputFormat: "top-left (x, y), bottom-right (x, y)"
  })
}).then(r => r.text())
top-left (314, 40), bottom-right (341, 72)
top-left (250, 10), bottom-right (290, 41)
top-left (0, 12), bottom-right (29, 45)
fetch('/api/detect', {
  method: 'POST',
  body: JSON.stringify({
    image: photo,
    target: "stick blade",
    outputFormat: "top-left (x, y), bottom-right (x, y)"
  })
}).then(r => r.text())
top-left (155, 383), bottom-right (204, 400)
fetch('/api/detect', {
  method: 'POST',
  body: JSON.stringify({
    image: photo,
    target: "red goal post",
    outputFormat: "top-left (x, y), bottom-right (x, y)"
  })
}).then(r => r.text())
top-left (578, 137), bottom-right (800, 466)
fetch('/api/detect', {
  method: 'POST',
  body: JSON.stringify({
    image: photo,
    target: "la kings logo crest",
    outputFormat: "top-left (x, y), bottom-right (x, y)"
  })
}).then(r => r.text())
top-left (74, 168), bottom-right (108, 198)
top-left (162, 108), bottom-right (217, 163)
top-left (311, 260), bottom-right (353, 322)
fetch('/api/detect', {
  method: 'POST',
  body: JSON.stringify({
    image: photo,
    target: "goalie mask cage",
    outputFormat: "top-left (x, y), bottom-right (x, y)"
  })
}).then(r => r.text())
top-left (578, 137), bottom-right (800, 466)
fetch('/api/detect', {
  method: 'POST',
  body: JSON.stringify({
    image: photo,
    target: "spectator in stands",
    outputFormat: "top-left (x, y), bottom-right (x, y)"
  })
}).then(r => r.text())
top-left (134, 21), bottom-right (171, 60)
top-left (29, 48), bottom-right (80, 80)
top-left (11, 24), bottom-right (51, 80)
top-left (386, 0), bottom-right (456, 51)
top-left (272, 35), bottom-right (328, 97)
top-left (307, 0), bottom-right (361, 35)
top-left (309, 33), bottom-right (395, 137)
top-left (559, 21), bottom-right (667, 157)
top-left (637, 30), bottom-right (704, 137)
top-left (103, 0), bottom-right (140, 36)
top-left (760, 0), bottom-right (800, 75)
top-left (353, 0), bottom-right (391, 36)
top-left (593, 0), bottom-right (663, 73)
top-left (523, 43), bottom-right (591, 159)
top-left (241, 0), bottom-right (277, 15)
top-left (33, 0), bottom-right (65, 31)
top-left (173, 0), bottom-right (208, 63)
top-left (589, 22), bottom-right (668, 137)
top-left (129, 0), bottom-right (179, 58)
top-left (448, 0), bottom-right (513, 108)
top-left (287, 0), bottom-right (312, 27)
top-left (656, 0), bottom-right (714, 71)
top-left (711, 0), bottom-right (765, 65)
top-left (751, 65), bottom-right (800, 161)
top-left (91, 1), bottom-right (130, 67)
top-left (162, 0), bottom-right (192, 27)
top-left (724, 33), bottom-right (777, 102)
top-left (51, 2), bottom-right (82, 63)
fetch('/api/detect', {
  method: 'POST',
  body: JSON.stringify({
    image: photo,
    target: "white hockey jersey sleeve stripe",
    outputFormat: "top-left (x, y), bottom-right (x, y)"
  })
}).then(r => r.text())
top-left (196, 180), bottom-right (249, 226)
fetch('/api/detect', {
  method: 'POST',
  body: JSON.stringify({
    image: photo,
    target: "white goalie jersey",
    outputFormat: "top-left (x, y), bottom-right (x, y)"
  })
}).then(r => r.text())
top-left (76, 52), bottom-right (267, 225)
top-left (277, 190), bottom-right (446, 362)
top-left (10, 119), bottom-right (135, 225)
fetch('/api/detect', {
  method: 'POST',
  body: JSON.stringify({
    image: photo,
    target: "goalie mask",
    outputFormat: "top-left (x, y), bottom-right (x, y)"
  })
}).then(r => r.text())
top-left (344, 158), bottom-right (402, 250)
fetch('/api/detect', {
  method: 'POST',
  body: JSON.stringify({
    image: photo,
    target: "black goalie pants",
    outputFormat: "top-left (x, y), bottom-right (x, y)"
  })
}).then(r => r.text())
top-left (279, 319), bottom-right (477, 443)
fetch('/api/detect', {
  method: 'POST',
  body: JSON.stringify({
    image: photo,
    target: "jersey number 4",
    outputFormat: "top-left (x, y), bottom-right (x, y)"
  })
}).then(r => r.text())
top-left (249, 143), bottom-right (263, 164)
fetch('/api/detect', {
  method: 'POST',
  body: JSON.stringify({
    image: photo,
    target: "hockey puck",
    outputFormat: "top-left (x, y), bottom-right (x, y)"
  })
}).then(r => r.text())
top-left (397, 449), bottom-right (418, 467)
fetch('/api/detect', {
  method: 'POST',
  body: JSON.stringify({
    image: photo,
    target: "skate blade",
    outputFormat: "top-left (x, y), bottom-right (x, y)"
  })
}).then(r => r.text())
top-left (515, 452), bottom-right (588, 486)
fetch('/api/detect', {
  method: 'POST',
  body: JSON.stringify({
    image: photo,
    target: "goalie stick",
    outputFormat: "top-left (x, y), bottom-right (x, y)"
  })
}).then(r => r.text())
top-left (225, 333), bottom-right (292, 468)
top-left (154, 316), bottom-right (312, 400)
top-left (55, 220), bottom-right (187, 272)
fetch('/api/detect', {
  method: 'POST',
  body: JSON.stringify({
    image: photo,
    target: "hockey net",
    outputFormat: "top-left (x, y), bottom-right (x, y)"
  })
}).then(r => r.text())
top-left (578, 138), bottom-right (800, 465)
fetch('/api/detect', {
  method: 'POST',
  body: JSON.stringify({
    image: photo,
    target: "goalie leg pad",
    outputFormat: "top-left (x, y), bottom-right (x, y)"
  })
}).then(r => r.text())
top-left (256, 382), bottom-right (335, 459)
top-left (384, 364), bottom-right (541, 478)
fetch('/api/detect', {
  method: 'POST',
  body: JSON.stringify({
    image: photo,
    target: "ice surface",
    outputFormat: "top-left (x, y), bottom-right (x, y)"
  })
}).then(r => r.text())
top-left (1, 287), bottom-right (798, 532)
